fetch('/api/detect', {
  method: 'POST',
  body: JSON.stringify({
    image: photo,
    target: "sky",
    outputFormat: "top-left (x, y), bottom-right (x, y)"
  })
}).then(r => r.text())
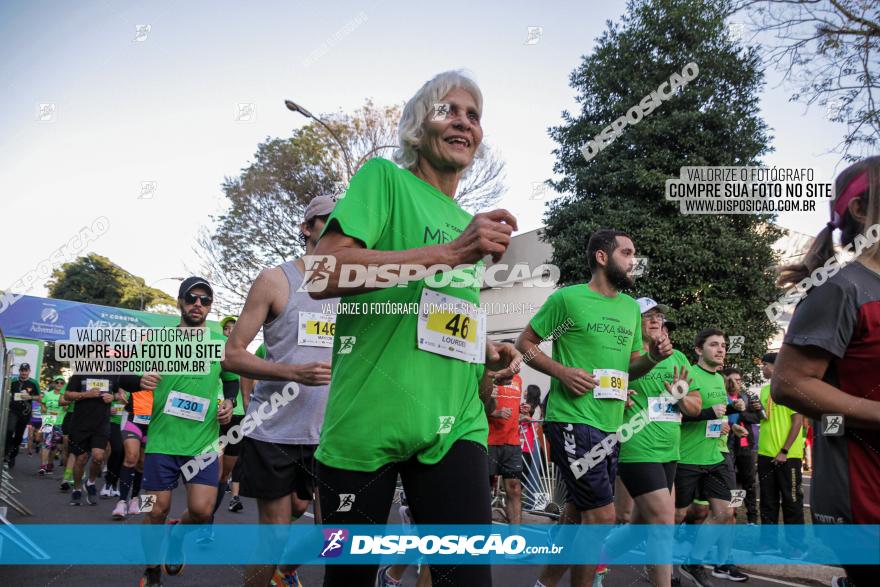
top-left (1, 0), bottom-right (853, 316)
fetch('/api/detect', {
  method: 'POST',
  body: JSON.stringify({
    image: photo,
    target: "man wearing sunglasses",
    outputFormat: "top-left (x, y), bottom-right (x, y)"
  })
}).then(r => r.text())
top-left (137, 277), bottom-right (240, 587)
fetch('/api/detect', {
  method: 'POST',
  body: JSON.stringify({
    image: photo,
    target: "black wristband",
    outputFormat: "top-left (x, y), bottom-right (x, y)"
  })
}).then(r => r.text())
top-left (780, 447), bottom-right (789, 455)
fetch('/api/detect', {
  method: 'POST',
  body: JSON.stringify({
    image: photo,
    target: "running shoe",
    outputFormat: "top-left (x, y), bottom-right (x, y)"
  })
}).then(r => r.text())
top-left (592, 564), bottom-right (609, 587)
top-left (831, 577), bottom-right (854, 587)
top-left (38, 466), bottom-right (46, 476)
top-left (375, 566), bottom-right (402, 586)
top-left (112, 486), bottom-right (121, 497)
top-left (128, 499), bottom-right (142, 515)
top-left (60, 480), bottom-right (71, 492)
top-left (228, 495), bottom-right (243, 512)
top-left (139, 566), bottom-right (163, 587)
top-left (163, 520), bottom-right (186, 576)
top-left (754, 544), bottom-right (780, 555)
top-left (681, 565), bottom-right (714, 587)
top-left (69, 489), bottom-right (82, 506)
top-left (100, 483), bottom-right (113, 499)
top-left (271, 569), bottom-right (303, 587)
top-left (712, 564), bottom-right (749, 581)
top-left (85, 483), bottom-right (98, 505)
top-left (195, 526), bottom-right (215, 545)
top-left (112, 500), bottom-right (128, 520)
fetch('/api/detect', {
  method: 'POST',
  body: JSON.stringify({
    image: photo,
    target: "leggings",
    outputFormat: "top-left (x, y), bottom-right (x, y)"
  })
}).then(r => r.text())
top-left (105, 422), bottom-right (123, 487)
top-left (318, 440), bottom-right (492, 587)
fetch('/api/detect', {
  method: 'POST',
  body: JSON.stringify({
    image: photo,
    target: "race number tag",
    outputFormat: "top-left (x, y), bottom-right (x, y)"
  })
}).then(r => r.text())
top-left (85, 378), bottom-right (110, 393)
top-left (110, 403), bottom-right (126, 417)
top-left (298, 311), bottom-right (336, 347)
top-left (40, 424), bottom-right (54, 435)
top-left (705, 419), bottom-right (723, 438)
top-left (648, 396), bottom-right (681, 422)
top-left (417, 289), bottom-right (486, 364)
top-left (14, 392), bottom-right (31, 401)
top-left (163, 391), bottom-right (208, 422)
top-left (132, 414), bottom-right (151, 425)
top-left (592, 369), bottom-right (628, 401)
top-left (729, 489), bottom-right (746, 508)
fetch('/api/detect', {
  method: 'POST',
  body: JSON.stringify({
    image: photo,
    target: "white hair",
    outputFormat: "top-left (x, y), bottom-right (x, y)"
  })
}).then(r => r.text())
top-left (393, 70), bottom-right (486, 170)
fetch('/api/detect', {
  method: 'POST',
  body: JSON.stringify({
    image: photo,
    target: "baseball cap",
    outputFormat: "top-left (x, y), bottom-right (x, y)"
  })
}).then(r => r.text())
top-left (178, 276), bottom-right (213, 299)
top-left (762, 352), bottom-right (778, 364)
top-left (19, 362), bottom-right (30, 370)
top-left (303, 196), bottom-right (337, 223)
top-left (636, 297), bottom-right (671, 315)
top-left (53, 375), bottom-right (65, 382)
top-left (220, 315), bottom-right (238, 329)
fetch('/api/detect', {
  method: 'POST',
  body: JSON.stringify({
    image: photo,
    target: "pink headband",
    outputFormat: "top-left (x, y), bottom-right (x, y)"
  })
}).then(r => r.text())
top-left (830, 170), bottom-right (869, 229)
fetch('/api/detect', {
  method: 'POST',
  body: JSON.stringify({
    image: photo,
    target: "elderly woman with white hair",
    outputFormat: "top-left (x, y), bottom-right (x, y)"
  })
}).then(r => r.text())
top-left (309, 70), bottom-right (520, 586)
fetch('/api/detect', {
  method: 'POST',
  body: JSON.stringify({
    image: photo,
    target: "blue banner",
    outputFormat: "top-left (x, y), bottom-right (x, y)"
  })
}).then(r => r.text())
top-left (0, 294), bottom-right (221, 342)
top-left (2, 524), bottom-right (878, 565)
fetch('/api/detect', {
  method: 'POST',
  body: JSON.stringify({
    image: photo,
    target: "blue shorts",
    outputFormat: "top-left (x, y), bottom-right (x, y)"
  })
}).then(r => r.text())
top-left (544, 421), bottom-right (619, 511)
top-left (142, 453), bottom-right (220, 491)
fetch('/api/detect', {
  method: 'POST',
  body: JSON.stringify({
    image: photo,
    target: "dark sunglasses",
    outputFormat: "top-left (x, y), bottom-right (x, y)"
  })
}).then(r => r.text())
top-left (184, 292), bottom-right (213, 306)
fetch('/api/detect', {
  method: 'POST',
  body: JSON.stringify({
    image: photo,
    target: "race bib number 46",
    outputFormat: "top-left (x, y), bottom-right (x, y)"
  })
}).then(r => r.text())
top-left (163, 391), bottom-right (209, 422)
top-left (298, 311), bottom-right (336, 348)
top-left (417, 289), bottom-right (486, 364)
top-left (592, 369), bottom-right (628, 401)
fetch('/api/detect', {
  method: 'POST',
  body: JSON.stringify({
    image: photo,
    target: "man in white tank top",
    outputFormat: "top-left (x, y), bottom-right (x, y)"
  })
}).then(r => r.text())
top-left (222, 195), bottom-right (338, 586)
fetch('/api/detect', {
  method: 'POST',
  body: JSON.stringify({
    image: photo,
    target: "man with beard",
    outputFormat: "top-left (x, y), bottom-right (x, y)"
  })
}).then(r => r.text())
top-left (517, 229), bottom-right (673, 587)
top-left (137, 277), bottom-right (239, 587)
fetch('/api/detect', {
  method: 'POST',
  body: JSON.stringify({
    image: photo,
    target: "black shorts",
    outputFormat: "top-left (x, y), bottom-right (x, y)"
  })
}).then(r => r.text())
top-left (68, 423), bottom-right (111, 456)
top-left (488, 444), bottom-right (523, 479)
top-left (219, 415), bottom-right (245, 457)
top-left (544, 421), bottom-right (618, 511)
top-left (674, 461), bottom-right (735, 509)
top-left (61, 411), bottom-right (73, 436)
top-left (618, 461), bottom-right (677, 498)
top-left (237, 436), bottom-right (316, 501)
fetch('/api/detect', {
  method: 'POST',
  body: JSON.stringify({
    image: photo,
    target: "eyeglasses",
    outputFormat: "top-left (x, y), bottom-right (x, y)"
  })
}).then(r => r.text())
top-left (644, 313), bottom-right (665, 322)
top-left (184, 292), bottom-right (213, 306)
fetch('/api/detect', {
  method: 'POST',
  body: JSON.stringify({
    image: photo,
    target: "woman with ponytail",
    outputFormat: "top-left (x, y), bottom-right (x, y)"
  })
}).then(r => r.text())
top-left (773, 157), bottom-right (880, 586)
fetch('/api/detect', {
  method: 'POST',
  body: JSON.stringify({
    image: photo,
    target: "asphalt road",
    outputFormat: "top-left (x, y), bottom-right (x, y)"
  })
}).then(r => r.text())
top-left (0, 453), bottom-right (813, 587)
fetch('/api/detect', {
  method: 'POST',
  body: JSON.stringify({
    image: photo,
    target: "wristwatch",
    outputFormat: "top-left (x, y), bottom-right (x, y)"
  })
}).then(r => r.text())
top-left (780, 447), bottom-right (789, 455)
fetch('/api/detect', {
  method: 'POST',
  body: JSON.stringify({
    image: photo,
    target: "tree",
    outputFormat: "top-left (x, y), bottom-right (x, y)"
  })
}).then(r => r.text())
top-left (198, 99), bottom-right (507, 313)
top-left (46, 253), bottom-right (175, 310)
top-left (737, 0), bottom-right (880, 161)
top-left (543, 0), bottom-right (782, 382)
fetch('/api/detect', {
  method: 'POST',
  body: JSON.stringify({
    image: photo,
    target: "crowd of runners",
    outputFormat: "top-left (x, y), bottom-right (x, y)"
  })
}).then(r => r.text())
top-left (3, 71), bottom-right (879, 587)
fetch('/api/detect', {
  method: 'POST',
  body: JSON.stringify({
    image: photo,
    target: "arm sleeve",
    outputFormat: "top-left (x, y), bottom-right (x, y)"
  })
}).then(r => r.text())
top-left (529, 289), bottom-right (566, 340)
top-left (631, 305), bottom-right (643, 353)
top-left (784, 279), bottom-right (855, 359)
top-left (682, 407), bottom-right (719, 422)
top-left (118, 375), bottom-right (142, 392)
top-left (222, 378), bottom-right (240, 402)
top-left (320, 158), bottom-right (393, 249)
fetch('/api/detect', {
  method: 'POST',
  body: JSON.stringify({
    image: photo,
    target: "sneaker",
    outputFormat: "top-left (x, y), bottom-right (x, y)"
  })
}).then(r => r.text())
top-left (111, 486), bottom-right (121, 497)
top-left (593, 564), bottom-right (609, 587)
top-left (782, 546), bottom-right (807, 561)
top-left (85, 483), bottom-right (98, 505)
top-left (100, 484), bottom-right (113, 499)
top-left (375, 566), bottom-right (402, 587)
top-left (754, 544), bottom-right (780, 555)
top-left (272, 569), bottom-right (303, 587)
top-left (713, 564), bottom-right (749, 581)
top-left (39, 466), bottom-right (46, 476)
top-left (112, 500), bottom-right (128, 520)
top-left (139, 566), bottom-right (163, 587)
top-left (681, 564), bottom-right (714, 587)
top-left (831, 577), bottom-right (854, 587)
top-left (195, 526), bottom-right (215, 545)
top-left (128, 498), bottom-right (142, 515)
top-left (60, 480), bottom-right (71, 492)
top-left (228, 495), bottom-right (243, 513)
top-left (163, 520), bottom-right (186, 575)
top-left (69, 490), bottom-right (82, 506)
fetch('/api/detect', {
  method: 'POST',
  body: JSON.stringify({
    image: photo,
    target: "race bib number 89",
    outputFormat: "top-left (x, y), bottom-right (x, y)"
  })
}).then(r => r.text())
top-left (592, 369), bottom-right (628, 401)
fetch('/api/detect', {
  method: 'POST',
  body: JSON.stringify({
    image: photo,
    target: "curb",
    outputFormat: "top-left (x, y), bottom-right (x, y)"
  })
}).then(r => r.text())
top-left (742, 563), bottom-right (842, 585)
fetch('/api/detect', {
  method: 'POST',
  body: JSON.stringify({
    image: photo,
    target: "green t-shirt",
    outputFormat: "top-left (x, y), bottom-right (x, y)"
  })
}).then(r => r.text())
top-left (679, 364), bottom-right (727, 465)
top-left (315, 157), bottom-right (487, 472)
top-left (620, 349), bottom-right (696, 463)
top-left (758, 384), bottom-right (805, 459)
top-left (42, 390), bottom-right (63, 426)
top-left (530, 284), bottom-right (642, 433)
top-left (145, 330), bottom-right (240, 456)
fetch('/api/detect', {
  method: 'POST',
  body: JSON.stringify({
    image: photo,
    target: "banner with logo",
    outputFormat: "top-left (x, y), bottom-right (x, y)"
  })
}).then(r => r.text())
top-left (1, 524), bottom-right (878, 565)
top-left (0, 294), bottom-right (222, 343)
top-left (5, 336), bottom-right (45, 379)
